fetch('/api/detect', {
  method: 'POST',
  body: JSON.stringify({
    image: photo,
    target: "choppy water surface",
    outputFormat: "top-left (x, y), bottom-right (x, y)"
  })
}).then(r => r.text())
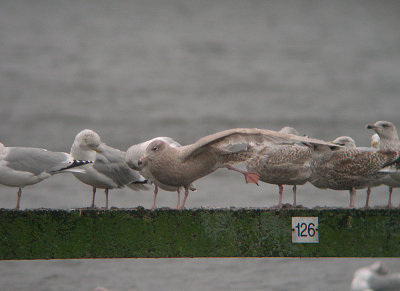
top-left (1, 0), bottom-right (400, 290)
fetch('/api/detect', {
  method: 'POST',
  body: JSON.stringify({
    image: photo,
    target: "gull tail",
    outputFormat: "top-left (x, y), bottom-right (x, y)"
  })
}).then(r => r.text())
top-left (381, 153), bottom-right (400, 172)
top-left (127, 179), bottom-right (150, 191)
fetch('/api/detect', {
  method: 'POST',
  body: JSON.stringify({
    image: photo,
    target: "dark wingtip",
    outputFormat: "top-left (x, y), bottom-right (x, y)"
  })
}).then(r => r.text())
top-left (60, 159), bottom-right (93, 171)
top-left (133, 179), bottom-right (148, 184)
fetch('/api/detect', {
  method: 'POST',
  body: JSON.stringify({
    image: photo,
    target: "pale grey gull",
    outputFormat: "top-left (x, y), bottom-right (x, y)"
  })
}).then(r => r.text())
top-left (70, 129), bottom-right (148, 209)
top-left (0, 142), bottom-right (92, 209)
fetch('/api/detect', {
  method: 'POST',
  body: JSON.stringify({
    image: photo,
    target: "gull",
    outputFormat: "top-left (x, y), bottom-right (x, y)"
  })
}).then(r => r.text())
top-left (366, 121), bottom-right (400, 152)
top-left (351, 261), bottom-right (400, 291)
top-left (126, 137), bottom-right (196, 209)
top-left (139, 128), bottom-right (338, 209)
top-left (309, 122), bottom-right (400, 208)
top-left (0, 142), bottom-right (92, 209)
top-left (331, 136), bottom-right (385, 208)
top-left (369, 133), bottom-right (400, 208)
top-left (70, 129), bottom-right (148, 209)
top-left (245, 127), bottom-right (313, 208)
top-left (367, 121), bottom-right (400, 206)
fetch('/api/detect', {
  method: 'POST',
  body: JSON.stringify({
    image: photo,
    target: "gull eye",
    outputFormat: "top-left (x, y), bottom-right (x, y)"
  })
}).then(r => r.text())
top-left (151, 146), bottom-right (157, 152)
top-left (382, 123), bottom-right (389, 128)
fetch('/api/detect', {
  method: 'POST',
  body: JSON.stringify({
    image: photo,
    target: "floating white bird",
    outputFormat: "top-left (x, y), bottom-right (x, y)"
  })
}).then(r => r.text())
top-left (0, 142), bottom-right (92, 209)
top-left (70, 129), bottom-right (148, 209)
top-left (351, 261), bottom-right (400, 291)
top-left (126, 137), bottom-right (196, 209)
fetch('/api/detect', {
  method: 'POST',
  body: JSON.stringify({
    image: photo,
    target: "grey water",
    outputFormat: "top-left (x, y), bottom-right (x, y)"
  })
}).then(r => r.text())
top-left (0, 0), bottom-right (400, 290)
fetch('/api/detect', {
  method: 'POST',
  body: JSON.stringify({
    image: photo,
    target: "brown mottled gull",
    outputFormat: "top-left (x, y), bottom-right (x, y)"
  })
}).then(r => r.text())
top-left (139, 128), bottom-right (338, 209)
top-left (309, 123), bottom-right (400, 208)
top-left (331, 135), bottom-right (386, 208)
top-left (70, 129), bottom-right (149, 209)
top-left (126, 137), bottom-right (196, 209)
top-left (0, 142), bottom-right (92, 209)
top-left (245, 127), bottom-right (313, 208)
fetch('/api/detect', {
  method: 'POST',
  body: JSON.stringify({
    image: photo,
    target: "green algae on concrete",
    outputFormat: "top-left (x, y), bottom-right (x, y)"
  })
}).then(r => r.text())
top-left (0, 208), bottom-right (399, 259)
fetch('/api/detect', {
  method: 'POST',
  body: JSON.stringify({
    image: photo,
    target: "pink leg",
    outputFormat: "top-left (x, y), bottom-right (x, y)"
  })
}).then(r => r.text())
top-left (292, 185), bottom-right (297, 207)
top-left (349, 188), bottom-right (356, 208)
top-left (388, 187), bottom-right (393, 208)
top-left (225, 165), bottom-right (259, 185)
top-left (179, 186), bottom-right (190, 209)
top-left (15, 187), bottom-right (22, 210)
top-left (104, 189), bottom-right (109, 209)
top-left (365, 187), bottom-right (371, 208)
top-left (278, 185), bottom-right (283, 208)
top-left (91, 187), bottom-right (96, 208)
top-left (176, 188), bottom-right (181, 209)
top-left (151, 185), bottom-right (159, 210)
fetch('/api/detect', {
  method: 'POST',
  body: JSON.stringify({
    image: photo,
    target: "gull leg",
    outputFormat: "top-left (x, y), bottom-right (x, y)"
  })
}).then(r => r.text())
top-left (278, 184), bottom-right (283, 208)
top-left (176, 187), bottom-right (181, 209)
top-left (91, 187), bottom-right (97, 208)
top-left (179, 186), bottom-right (190, 209)
top-left (151, 185), bottom-right (159, 210)
top-left (349, 188), bottom-right (356, 208)
top-left (292, 185), bottom-right (297, 207)
top-left (388, 187), bottom-right (393, 208)
top-left (225, 165), bottom-right (259, 185)
top-left (104, 189), bottom-right (109, 210)
top-left (15, 187), bottom-right (22, 210)
top-left (365, 187), bottom-right (371, 208)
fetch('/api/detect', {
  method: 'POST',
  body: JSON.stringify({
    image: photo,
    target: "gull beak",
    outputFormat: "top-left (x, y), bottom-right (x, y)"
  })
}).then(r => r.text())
top-left (366, 124), bottom-right (378, 130)
top-left (138, 156), bottom-right (149, 166)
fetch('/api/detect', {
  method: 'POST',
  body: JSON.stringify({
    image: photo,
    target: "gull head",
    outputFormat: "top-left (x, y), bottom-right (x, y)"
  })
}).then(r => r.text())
top-left (279, 126), bottom-right (299, 136)
top-left (332, 136), bottom-right (356, 148)
top-left (140, 140), bottom-right (169, 165)
top-left (74, 129), bottom-right (102, 151)
top-left (366, 121), bottom-right (398, 140)
top-left (126, 144), bottom-right (145, 170)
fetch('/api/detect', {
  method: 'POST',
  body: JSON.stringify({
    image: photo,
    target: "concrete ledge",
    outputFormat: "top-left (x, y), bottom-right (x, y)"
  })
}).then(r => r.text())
top-left (1, 208), bottom-right (399, 259)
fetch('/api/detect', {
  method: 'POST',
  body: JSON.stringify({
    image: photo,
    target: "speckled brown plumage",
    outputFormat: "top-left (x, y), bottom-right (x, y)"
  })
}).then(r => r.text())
top-left (247, 144), bottom-right (313, 207)
top-left (307, 122), bottom-right (400, 209)
top-left (140, 128), bottom-right (337, 209)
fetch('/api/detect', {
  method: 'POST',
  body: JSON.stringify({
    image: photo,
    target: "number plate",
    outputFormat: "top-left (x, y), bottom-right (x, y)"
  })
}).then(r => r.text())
top-left (292, 217), bottom-right (319, 243)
